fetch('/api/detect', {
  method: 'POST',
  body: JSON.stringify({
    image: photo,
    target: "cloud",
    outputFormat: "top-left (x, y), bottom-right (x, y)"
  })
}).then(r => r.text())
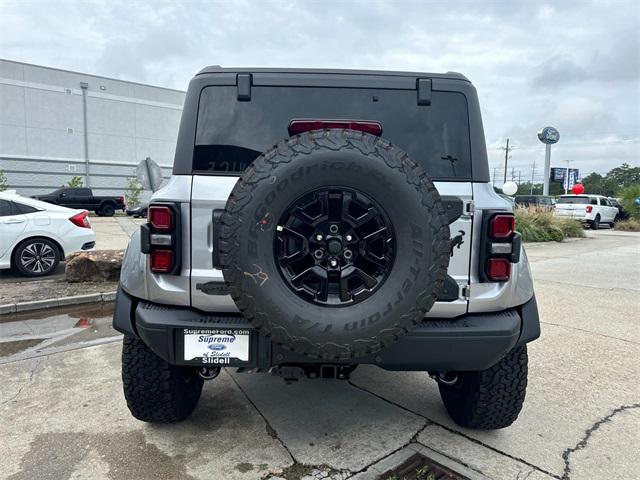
top-left (1, 0), bottom-right (638, 176)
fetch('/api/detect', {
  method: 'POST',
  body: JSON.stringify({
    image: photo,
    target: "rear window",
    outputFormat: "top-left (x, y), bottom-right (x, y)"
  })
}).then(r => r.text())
top-left (0, 200), bottom-right (12, 216)
top-left (194, 86), bottom-right (472, 180)
top-left (13, 202), bottom-right (40, 214)
top-left (67, 188), bottom-right (91, 197)
top-left (558, 196), bottom-right (590, 204)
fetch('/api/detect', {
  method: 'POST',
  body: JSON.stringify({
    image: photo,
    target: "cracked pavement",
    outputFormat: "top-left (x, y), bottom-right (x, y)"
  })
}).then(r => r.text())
top-left (1, 230), bottom-right (638, 480)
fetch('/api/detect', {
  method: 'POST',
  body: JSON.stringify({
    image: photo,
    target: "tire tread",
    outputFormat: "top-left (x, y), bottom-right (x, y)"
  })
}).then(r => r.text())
top-left (219, 129), bottom-right (451, 360)
top-left (121, 335), bottom-right (203, 423)
top-left (439, 346), bottom-right (528, 429)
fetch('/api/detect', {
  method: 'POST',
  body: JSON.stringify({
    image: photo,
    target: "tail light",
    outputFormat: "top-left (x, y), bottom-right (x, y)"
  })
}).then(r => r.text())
top-left (480, 211), bottom-right (521, 282)
top-left (586, 205), bottom-right (593, 213)
top-left (69, 210), bottom-right (91, 228)
top-left (489, 214), bottom-right (515, 239)
top-left (288, 119), bottom-right (383, 136)
top-left (149, 205), bottom-right (173, 231)
top-left (141, 203), bottom-right (181, 274)
top-left (117, 196), bottom-right (125, 205)
top-left (149, 250), bottom-right (174, 273)
top-left (486, 258), bottom-right (511, 281)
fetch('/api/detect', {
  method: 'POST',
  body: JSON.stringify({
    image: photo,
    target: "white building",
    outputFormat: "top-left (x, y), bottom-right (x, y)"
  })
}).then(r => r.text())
top-left (0, 59), bottom-right (185, 196)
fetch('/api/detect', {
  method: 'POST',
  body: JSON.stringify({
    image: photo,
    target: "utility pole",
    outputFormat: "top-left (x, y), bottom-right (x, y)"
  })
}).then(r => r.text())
top-left (530, 160), bottom-right (536, 195)
top-left (502, 138), bottom-right (510, 183)
top-left (492, 167), bottom-right (497, 187)
top-left (511, 167), bottom-right (515, 182)
top-left (518, 170), bottom-right (522, 185)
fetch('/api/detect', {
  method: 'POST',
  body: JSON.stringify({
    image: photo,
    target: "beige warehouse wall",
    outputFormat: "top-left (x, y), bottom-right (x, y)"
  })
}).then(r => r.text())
top-left (0, 59), bottom-right (185, 196)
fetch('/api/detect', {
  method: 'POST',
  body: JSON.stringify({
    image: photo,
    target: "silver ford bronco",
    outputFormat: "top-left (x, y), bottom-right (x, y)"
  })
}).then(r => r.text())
top-left (113, 67), bottom-right (539, 429)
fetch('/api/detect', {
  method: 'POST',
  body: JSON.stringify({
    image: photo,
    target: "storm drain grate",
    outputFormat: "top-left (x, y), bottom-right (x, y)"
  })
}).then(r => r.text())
top-left (379, 452), bottom-right (469, 480)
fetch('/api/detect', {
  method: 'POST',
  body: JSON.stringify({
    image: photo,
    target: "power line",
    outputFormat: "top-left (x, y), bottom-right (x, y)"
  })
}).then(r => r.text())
top-left (487, 138), bottom-right (640, 150)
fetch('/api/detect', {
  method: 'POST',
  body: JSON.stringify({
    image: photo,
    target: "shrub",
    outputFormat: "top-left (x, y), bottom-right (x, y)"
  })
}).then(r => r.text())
top-left (614, 219), bottom-right (640, 232)
top-left (0, 169), bottom-right (7, 191)
top-left (67, 176), bottom-right (83, 187)
top-left (618, 184), bottom-right (640, 220)
top-left (125, 177), bottom-right (144, 208)
top-left (558, 217), bottom-right (586, 238)
top-left (514, 207), bottom-right (585, 242)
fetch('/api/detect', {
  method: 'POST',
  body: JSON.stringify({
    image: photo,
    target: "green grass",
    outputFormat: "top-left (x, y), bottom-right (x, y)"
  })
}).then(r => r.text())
top-left (514, 207), bottom-right (585, 242)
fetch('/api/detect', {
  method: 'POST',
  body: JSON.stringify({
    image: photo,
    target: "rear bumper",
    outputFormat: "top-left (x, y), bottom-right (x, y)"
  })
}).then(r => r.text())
top-left (554, 211), bottom-right (590, 222)
top-left (60, 229), bottom-right (96, 257)
top-left (113, 288), bottom-right (540, 372)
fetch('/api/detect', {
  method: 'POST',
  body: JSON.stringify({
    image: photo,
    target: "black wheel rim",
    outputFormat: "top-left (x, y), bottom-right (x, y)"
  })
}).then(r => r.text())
top-left (275, 187), bottom-right (395, 307)
top-left (20, 242), bottom-right (56, 274)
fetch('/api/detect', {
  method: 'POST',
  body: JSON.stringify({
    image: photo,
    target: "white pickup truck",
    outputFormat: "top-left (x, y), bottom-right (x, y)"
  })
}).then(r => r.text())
top-left (554, 194), bottom-right (619, 229)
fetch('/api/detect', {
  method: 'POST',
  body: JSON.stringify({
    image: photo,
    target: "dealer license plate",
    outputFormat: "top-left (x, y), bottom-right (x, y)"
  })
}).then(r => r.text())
top-left (183, 328), bottom-right (251, 364)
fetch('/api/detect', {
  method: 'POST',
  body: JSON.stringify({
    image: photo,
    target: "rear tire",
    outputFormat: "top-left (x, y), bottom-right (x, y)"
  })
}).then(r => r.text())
top-left (590, 215), bottom-right (600, 230)
top-left (122, 335), bottom-right (204, 423)
top-left (101, 204), bottom-right (115, 217)
top-left (438, 345), bottom-right (528, 429)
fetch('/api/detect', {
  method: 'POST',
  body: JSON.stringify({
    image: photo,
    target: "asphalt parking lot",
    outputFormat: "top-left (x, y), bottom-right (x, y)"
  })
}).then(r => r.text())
top-left (1, 230), bottom-right (638, 480)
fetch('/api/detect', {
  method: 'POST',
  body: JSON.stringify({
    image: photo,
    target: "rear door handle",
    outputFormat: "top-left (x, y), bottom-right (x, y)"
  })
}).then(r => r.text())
top-left (3, 218), bottom-right (25, 224)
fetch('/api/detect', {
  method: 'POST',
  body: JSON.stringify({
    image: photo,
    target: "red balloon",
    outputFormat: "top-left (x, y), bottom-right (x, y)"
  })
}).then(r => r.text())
top-left (572, 183), bottom-right (585, 194)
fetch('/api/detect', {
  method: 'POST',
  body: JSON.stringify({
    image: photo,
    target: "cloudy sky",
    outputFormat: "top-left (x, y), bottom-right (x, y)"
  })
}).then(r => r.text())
top-left (1, 0), bottom-right (638, 181)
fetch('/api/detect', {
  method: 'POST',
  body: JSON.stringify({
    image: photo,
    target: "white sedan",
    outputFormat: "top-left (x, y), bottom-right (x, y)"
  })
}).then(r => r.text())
top-left (0, 191), bottom-right (96, 277)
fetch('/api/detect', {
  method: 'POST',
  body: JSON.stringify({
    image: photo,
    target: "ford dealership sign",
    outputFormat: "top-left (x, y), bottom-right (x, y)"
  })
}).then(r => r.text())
top-left (537, 126), bottom-right (560, 144)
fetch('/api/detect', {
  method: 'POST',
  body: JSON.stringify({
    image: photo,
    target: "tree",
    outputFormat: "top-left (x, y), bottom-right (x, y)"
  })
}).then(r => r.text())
top-left (578, 163), bottom-right (639, 197)
top-left (125, 177), bottom-right (144, 208)
top-left (0, 169), bottom-right (7, 191)
top-left (67, 176), bottom-right (84, 187)
top-left (516, 182), bottom-right (543, 195)
top-left (581, 172), bottom-right (616, 196)
top-left (619, 185), bottom-right (640, 220)
top-left (581, 172), bottom-right (602, 194)
top-left (606, 163), bottom-right (640, 190)
top-left (548, 181), bottom-right (564, 196)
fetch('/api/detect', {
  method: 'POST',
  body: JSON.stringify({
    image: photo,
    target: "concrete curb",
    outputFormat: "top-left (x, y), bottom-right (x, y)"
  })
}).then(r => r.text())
top-left (0, 291), bottom-right (117, 316)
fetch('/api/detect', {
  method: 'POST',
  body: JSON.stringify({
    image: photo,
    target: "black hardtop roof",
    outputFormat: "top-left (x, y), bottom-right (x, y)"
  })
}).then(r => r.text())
top-left (196, 66), bottom-right (470, 82)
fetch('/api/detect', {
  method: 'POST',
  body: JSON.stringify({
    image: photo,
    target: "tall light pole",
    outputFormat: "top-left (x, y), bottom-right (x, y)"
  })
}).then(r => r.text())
top-left (538, 126), bottom-right (560, 195)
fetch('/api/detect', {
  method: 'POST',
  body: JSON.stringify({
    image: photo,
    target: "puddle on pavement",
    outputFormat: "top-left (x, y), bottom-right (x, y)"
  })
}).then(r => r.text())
top-left (0, 339), bottom-right (44, 357)
top-left (0, 303), bottom-right (117, 359)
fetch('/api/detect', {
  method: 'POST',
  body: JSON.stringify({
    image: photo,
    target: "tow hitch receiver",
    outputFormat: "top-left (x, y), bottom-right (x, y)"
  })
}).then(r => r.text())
top-left (270, 364), bottom-right (357, 383)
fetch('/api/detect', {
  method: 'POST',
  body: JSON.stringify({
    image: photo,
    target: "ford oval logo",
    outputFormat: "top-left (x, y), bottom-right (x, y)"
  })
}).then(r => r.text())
top-left (537, 126), bottom-right (560, 144)
top-left (208, 344), bottom-right (227, 351)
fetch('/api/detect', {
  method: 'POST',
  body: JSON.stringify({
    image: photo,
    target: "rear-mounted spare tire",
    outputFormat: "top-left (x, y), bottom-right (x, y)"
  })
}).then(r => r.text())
top-left (219, 129), bottom-right (451, 360)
